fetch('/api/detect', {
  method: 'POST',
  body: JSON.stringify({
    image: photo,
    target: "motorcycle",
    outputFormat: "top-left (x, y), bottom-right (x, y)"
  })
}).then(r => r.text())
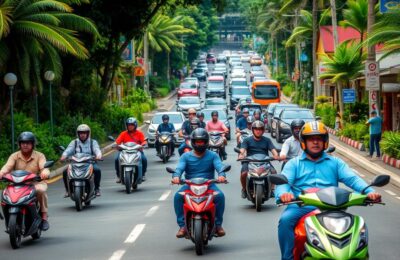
top-left (208, 131), bottom-right (225, 160)
top-left (1, 161), bottom-right (54, 249)
top-left (166, 165), bottom-right (230, 256)
top-left (237, 129), bottom-right (252, 148)
top-left (180, 135), bottom-right (193, 156)
top-left (235, 147), bottom-right (277, 212)
top-left (157, 131), bottom-right (174, 163)
top-left (270, 174), bottom-right (390, 260)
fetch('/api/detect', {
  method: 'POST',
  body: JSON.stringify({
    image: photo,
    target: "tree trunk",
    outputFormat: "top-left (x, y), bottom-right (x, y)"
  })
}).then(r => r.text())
top-left (275, 36), bottom-right (279, 75)
top-left (312, 0), bottom-right (319, 108)
top-left (330, 0), bottom-right (339, 49)
top-left (285, 46), bottom-right (290, 79)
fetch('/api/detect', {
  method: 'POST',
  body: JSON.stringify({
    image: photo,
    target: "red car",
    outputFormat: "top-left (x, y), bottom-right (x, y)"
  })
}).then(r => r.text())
top-left (206, 53), bottom-right (216, 64)
top-left (177, 82), bottom-right (199, 99)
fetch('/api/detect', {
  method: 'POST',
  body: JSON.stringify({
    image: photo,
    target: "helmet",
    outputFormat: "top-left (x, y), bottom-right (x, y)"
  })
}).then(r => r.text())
top-left (290, 119), bottom-right (305, 139)
top-left (126, 117), bottom-right (138, 129)
top-left (246, 116), bottom-right (255, 124)
top-left (162, 114), bottom-right (169, 121)
top-left (18, 132), bottom-right (36, 146)
top-left (299, 121), bottom-right (329, 155)
top-left (188, 108), bottom-right (197, 114)
top-left (254, 109), bottom-right (261, 116)
top-left (196, 111), bottom-right (204, 118)
top-left (245, 97), bottom-right (252, 103)
top-left (190, 118), bottom-right (201, 130)
top-left (251, 120), bottom-right (265, 136)
top-left (190, 128), bottom-right (209, 153)
top-left (242, 108), bottom-right (250, 114)
top-left (211, 111), bottom-right (218, 117)
top-left (76, 124), bottom-right (91, 134)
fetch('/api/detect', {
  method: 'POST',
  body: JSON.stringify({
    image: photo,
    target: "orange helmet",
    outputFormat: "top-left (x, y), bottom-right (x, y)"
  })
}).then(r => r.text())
top-left (299, 121), bottom-right (329, 150)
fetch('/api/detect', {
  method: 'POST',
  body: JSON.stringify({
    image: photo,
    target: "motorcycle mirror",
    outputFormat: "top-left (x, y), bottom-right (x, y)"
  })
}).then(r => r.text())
top-left (326, 146), bottom-right (335, 153)
top-left (315, 116), bottom-right (321, 121)
top-left (361, 175), bottom-right (390, 194)
top-left (220, 165), bottom-right (231, 173)
top-left (269, 174), bottom-right (289, 185)
top-left (58, 145), bottom-right (66, 152)
top-left (144, 120), bottom-right (150, 125)
top-left (233, 147), bottom-right (240, 154)
top-left (43, 161), bottom-right (55, 169)
top-left (108, 136), bottom-right (115, 141)
top-left (228, 116), bottom-right (233, 120)
top-left (166, 167), bottom-right (175, 174)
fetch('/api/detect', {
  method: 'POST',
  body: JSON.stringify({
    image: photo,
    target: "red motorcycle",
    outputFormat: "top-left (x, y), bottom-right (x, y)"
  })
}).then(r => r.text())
top-left (167, 165), bottom-right (230, 255)
top-left (1, 161), bottom-right (54, 249)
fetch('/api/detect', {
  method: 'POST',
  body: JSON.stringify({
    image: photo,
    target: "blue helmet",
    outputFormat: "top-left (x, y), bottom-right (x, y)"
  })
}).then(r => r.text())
top-left (126, 117), bottom-right (138, 129)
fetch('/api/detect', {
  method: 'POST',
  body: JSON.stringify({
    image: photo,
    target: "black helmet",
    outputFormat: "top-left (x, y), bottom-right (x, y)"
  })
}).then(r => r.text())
top-left (253, 109), bottom-right (261, 116)
top-left (242, 108), bottom-right (250, 114)
top-left (18, 132), bottom-right (36, 146)
top-left (251, 120), bottom-right (265, 130)
top-left (211, 111), bottom-right (218, 117)
top-left (162, 114), bottom-right (169, 121)
top-left (190, 128), bottom-right (209, 153)
top-left (196, 111), bottom-right (204, 118)
top-left (126, 117), bottom-right (138, 129)
top-left (190, 118), bottom-right (201, 130)
top-left (246, 116), bottom-right (255, 124)
top-left (290, 119), bottom-right (305, 139)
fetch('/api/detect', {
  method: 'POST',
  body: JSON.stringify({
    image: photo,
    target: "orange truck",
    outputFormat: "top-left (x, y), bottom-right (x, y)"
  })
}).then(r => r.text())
top-left (251, 79), bottom-right (281, 108)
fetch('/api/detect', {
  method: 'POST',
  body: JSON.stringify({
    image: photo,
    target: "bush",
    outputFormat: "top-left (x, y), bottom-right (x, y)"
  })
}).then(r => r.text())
top-left (315, 103), bottom-right (336, 128)
top-left (282, 83), bottom-right (294, 97)
top-left (339, 122), bottom-right (368, 142)
top-left (381, 131), bottom-right (400, 159)
top-left (155, 87), bottom-right (170, 97)
top-left (316, 95), bottom-right (330, 103)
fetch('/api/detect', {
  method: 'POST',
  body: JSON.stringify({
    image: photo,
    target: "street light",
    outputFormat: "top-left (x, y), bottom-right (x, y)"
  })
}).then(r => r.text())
top-left (3, 73), bottom-right (17, 152)
top-left (44, 70), bottom-right (55, 138)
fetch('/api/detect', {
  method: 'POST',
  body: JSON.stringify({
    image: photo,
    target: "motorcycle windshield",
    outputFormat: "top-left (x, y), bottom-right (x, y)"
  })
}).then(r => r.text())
top-left (71, 163), bottom-right (90, 178)
top-left (121, 142), bottom-right (142, 151)
top-left (72, 153), bottom-right (92, 162)
top-left (188, 178), bottom-right (209, 185)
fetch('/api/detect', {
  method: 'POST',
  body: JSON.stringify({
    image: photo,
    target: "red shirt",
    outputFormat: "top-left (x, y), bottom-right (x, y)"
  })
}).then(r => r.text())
top-left (115, 130), bottom-right (146, 145)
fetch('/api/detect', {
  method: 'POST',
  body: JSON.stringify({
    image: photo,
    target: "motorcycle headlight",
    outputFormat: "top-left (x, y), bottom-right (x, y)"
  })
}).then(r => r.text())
top-left (322, 216), bottom-right (352, 235)
top-left (305, 218), bottom-right (325, 251)
top-left (148, 128), bottom-right (156, 134)
top-left (356, 223), bottom-right (368, 251)
top-left (190, 185), bottom-right (208, 196)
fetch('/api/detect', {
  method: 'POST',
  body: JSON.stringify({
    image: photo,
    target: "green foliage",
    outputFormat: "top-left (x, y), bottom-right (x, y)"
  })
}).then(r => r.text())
top-left (339, 122), bottom-right (369, 142)
top-left (343, 102), bottom-right (369, 123)
top-left (156, 87), bottom-right (170, 97)
top-left (381, 131), bottom-right (400, 159)
top-left (282, 83), bottom-right (294, 97)
top-left (315, 103), bottom-right (337, 128)
top-left (316, 95), bottom-right (330, 103)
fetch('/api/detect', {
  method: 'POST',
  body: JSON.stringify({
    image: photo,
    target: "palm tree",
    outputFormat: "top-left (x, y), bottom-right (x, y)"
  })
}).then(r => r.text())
top-left (0, 0), bottom-right (98, 94)
top-left (340, 0), bottom-right (368, 44)
top-left (319, 41), bottom-right (366, 121)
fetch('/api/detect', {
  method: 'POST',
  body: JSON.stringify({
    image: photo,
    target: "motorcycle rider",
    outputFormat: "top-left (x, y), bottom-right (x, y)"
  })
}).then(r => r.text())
top-left (60, 124), bottom-right (102, 197)
top-left (279, 119), bottom-right (305, 163)
top-left (253, 109), bottom-right (263, 122)
top-left (235, 108), bottom-right (250, 143)
top-left (238, 121), bottom-right (279, 198)
top-left (172, 128), bottom-right (227, 238)
top-left (114, 117), bottom-right (148, 181)
top-left (206, 110), bottom-right (229, 160)
top-left (0, 132), bottom-right (51, 231)
top-left (236, 115), bottom-right (254, 145)
top-left (178, 108), bottom-right (200, 155)
top-left (196, 111), bottom-right (206, 128)
top-left (276, 121), bottom-right (382, 260)
top-left (155, 114), bottom-right (175, 156)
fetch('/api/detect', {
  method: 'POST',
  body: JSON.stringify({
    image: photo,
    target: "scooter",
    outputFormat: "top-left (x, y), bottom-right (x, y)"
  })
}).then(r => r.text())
top-left (179, 135), bottom-right (193, 156)
top-left (208, 131), bottom-right (225, 160)
top-left (237, 129), bottom-right (252, 148)
top-left (235, 147), bottom-right (277, 212)
top-left (166, 165), bottom-right (230, 256)
top-left (270, 174), bottom-right (390, 260)
top-left (157, 131), bottom-right (174, 163)
top-left (1, 161), bottom-right (54, 249)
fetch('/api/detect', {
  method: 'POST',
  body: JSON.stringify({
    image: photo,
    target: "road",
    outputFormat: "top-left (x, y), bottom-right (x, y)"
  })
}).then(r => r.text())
top-left (1, 62), bottom-right (400, 259)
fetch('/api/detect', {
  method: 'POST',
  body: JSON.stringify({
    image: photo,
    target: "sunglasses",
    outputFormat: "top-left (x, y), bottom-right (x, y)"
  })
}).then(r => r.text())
top-left (189, 113), bottom-right (196, 115)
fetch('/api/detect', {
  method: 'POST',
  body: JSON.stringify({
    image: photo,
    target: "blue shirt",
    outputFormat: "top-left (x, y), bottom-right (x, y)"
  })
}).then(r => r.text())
top-left (237, 117), bottom-right (248, 130)
top-left (157, 123), bottom-right (175, 133)
top-left (275, 152), bottom-right (374, 201)
top-left (173, 150), bottom-right (226, 179)
top-left (368, 116), bottom-right (382, 135)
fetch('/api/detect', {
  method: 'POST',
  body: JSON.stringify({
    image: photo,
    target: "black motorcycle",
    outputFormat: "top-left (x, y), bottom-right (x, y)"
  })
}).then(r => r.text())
top-left (157, 131), bottom-right (174, 163)
top-left (208, 131), bottom-right (225, 160)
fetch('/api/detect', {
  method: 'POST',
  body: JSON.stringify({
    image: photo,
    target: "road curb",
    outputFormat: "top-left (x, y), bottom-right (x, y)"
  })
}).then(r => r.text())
top-left (338, 136), bottom-right (365, 151)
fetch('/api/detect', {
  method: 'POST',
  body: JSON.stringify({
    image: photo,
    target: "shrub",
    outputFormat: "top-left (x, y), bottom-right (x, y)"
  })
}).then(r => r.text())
top-left (282, 83), bottom-right (294, 97)
top-left (316, 95), bottom-right (330, 103)
top-left (339, 122), bottom-right (368, 142)
top-left (315, 103), bottom-right (336, 128)
top-left (155, 87), bottom-right (170, 97)
top-left (381, 131), bottom-right (400, 159)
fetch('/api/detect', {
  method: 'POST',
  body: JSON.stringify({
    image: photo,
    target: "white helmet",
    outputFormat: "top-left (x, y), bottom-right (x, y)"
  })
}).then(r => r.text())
top-left (76, 124), bottom-right (91, 137)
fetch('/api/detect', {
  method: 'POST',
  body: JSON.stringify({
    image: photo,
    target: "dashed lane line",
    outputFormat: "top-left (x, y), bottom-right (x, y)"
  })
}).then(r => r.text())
top-left (396, 197), bottom-right (400, 200)
top-left (109, 250), bottom-right (126, 260)
top-left (159, 190), bottom-right (171, 201)
top-left (145, 206), bottom-right (159, 217)
top-left (124, 224), bottom-right (146, 244)
top-left (384, 190), bottom-right (397, 196)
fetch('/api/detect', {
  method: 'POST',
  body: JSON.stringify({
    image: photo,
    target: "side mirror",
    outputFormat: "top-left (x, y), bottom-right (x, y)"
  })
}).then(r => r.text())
top-left (43, 161), bottom-right (55, 169)
top-left (108, 136), bottom-right (115, 141)
top-left (269, 174), bottom-right (289, 185)
top-left (228, 116), bottom-right (233, 120)
top-left (326, 146), bottom-right (335, 153)
top-left (361, 175), bottom-right (390, 194)
top-left (144, 120), bottom-right (150, 125)
top-left (58, 145), bottom-right (66, 152)
top-left (273, 116), bottom-right (280, 120)
top-left (233, 147), bottom-right (241, 153)
top-left (219, 165), bottom-right (231, 173)
top-left (315, 116), bottom-right (321, 121)
top-left (166, 167), bottom-right (175, 174)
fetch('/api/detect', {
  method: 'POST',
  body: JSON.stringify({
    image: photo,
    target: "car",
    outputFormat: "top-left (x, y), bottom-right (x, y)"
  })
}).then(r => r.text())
top-left (183, 77), bottom-right (200, 89)
top-left (222, 50), bottom-right (231, 57)
top-left (145, 112), bottom-right (185, 146)
top-left (217, 54), bottom-right (227, 63)
top-left (206, 53), bottom-right (216, 64)
top-left (191, 68), bottom-right (207, 81)
top-left (240, 55), bottom-right (251, 63)
top-left (236, 103), bottom-right (263, 122)
top-left (204, 98), bottom-right (228, 114)
top-left (176, 96), bottom-right (203, 117)
top-left (250, 70), bottom-right (265, 82)
top-left (270, 104), bottom-right (299, 138)
top-left (230, 61), bottom-right (242, 69)
top-left (250, 66), bottom-right (263, 72)
top-left (202, 109), bottom-right (233, 140)
top-left (230, 69), bottom-right (246, 79)
top-left (253, 76), bottom-right (269, 82)
top-left (248, 50), bottom-right (256, 56)
top-left (274, 108), bottom-right (316, 143)
top-left (213, 67), bottom-right (227, 78)
top-left (210, 71), bottom-right (226, 82)
top-left (229, 86), bottom-right (251, 110)
top-left (229, 77), bottom-right (248, 92)
top-left (265, 102), bottom-right (280, 132)
top-left (196, 64), bottom-right (209, 75)
top-left (250, 56), bottom-right (263, 66)
top-left (177, 82), bottom-right (199, 99)
top-left (206, 76), bottom-right (225, 98)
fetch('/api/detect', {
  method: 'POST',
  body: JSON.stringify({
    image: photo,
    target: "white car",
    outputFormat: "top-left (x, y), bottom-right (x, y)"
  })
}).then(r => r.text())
top-left (145, 112), bottom-right (185, 146)
top-left (230, 69), bottom-right (246, 79)
top-left (183, 77), bottom-right (200, 88)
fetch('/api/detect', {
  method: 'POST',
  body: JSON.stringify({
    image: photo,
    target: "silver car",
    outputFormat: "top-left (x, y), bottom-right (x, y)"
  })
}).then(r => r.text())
top-left (176, 96), bottom-right (202, 117)
top-left (145, 112), bottom-right (185, 146)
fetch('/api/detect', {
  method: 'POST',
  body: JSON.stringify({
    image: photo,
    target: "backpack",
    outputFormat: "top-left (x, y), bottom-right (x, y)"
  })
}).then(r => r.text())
top-left (74, 139), bottom-right (94, 155)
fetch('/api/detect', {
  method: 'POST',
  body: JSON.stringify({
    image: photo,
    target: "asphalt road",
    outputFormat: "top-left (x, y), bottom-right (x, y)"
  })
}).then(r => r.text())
top-left (1, 62), bottom-right (400, 259)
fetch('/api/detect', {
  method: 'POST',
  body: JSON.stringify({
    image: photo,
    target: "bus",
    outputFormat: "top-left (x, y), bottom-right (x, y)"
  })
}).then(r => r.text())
top-left (251, 79), bottom-right (281, 108)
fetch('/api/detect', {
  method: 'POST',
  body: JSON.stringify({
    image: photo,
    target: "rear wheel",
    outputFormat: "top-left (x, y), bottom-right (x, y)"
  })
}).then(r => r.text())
top-left (255, 184), bottom-right (263, 212)
top-left (276, 128), bottom-right (282, 143)
top-left (74, 186), bottom-right (83, 211)
top-left (124, 170), bottom-right (132, 194)
top-left (194, 219), bottom-right (204, 255)
top-left (8, 214), bottom-right (22, 249)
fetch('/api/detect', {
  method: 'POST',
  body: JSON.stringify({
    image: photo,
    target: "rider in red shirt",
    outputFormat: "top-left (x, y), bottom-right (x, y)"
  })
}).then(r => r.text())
top-left (205, 111), bottom-right (229, 160)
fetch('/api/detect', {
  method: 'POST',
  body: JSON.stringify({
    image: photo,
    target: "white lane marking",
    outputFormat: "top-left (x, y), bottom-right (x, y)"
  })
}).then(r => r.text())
top-left (145, 205), bottom-right (159, 217)
top-left (384, 190), bottom-right (396, 196)
top-left (124, 224), bottom-right (146, 244)
top-left (109, 250), bottom-right (126, 260)
top-left (396, 197), bottom-right (400, 200)
top-left (159, 190), bottom-right (171, 201)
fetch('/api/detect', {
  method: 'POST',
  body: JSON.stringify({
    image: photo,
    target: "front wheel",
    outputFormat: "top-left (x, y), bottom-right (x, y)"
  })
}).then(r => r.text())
top-left (74, 186), bottom-right (83, 211)
top-left (8, 214), bottom-right (22, 249)
top-left (194, 219), bottom-right (204, 255)
top-left (255, 184), bottom-right (264, 212)
top-left (124, 170), bottom-right (132, 194)
top-left (161, 146), bottom-right (168, 164)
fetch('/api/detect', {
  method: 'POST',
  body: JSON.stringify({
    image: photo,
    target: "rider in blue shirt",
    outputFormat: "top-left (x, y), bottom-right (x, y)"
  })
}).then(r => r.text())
top-left (276, 121), bottom-right (382, 260)
top-left (172, 128), bottom-right (227, 238)
top-left (155, 114), bottom-right (175, 155)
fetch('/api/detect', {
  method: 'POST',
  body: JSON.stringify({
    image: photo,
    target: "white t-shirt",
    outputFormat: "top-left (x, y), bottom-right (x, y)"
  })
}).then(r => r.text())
top-left (280, 136), bottom-right (302, 158)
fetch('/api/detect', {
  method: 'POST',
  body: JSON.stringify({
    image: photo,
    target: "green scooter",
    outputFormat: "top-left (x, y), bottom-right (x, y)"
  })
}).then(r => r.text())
top-left (270, 174), bottom-right (390, 260)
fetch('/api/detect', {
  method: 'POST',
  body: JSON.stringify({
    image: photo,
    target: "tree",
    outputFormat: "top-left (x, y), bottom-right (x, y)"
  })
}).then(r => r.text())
top-left (340, 0), bottom-right (368, 44)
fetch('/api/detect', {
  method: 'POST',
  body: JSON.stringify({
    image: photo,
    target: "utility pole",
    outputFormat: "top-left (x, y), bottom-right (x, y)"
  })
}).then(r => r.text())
top-left (367, 0), bottom-right (379, 115)
top-left (312, 0), bottom-right (319, 107)
top-left (144, 32), bottom-right (150, 95)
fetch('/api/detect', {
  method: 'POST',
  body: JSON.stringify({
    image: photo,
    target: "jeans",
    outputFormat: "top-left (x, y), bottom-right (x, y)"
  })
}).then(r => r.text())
top-left (278, 205), bottom-right (316, 260)
top-left (63, 163), bottom-right (101, 190)
top-left (114, 151), bottom-right (147, 177)
top-left (369, 133), bottom-right (381, 157)
top-left (174, 183), bottom-right (225, 228)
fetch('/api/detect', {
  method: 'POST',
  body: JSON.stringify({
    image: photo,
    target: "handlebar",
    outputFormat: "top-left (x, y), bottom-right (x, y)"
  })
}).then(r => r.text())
top-left (171, 179), bottom-right (228, 185)
top-left (237, 157), bottom-right (280, 163)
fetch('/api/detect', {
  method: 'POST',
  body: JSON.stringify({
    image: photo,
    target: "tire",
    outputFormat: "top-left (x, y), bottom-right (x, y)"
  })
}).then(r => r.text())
top-left (276, 128), bottom-right (282, 143)
top-left (124, 170), bottom-right (132, 194)
top-left (74, 186), bottom-right (83, 211)
top-left (194, 219), bottom-right (204, 255)
top-left (271, 127), bottom-right (276, 138)
top-left (85, 200), bottom-right (91, 206)
top-left (31, 229), bottom-right (41, 240)
top-left (255, 184), bottom-right (264, 212)
top-left (161, 146), bottom-right (168, 164)
top-left (8, 214), bottom-right (22, 249)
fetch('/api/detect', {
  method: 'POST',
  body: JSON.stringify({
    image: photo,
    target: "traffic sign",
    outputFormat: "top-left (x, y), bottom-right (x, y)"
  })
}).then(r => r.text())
top-left (133, 66), bottom-right (145, 77)
top-left (369, 90), bottom-right (379, 114)
top-left (365, 61), bottom-right (380, 90)
top-left (343, 89), bottom-right (355, 103)
top-left (380, 0), bottom-right (400, 13)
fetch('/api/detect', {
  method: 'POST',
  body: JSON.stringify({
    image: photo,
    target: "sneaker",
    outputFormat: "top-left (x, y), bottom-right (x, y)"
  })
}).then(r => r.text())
top-left (95, 189), bottom-right (101, 196)
top-left (216, 227), bottom-right (226, 237)
top-left (142, 176), bottom-right (147, 182)
top-left (241, 189), bottom-right (247, 199)
top-left (40, 219), bottom-right (50, 231)
top-left (116, 178), bottom-right (121, 183)
top-left (176, 227), bottom-right (187, 238)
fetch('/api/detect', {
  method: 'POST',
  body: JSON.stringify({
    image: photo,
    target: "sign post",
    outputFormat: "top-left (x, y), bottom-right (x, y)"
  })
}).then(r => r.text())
top-left (365, 61), bottom-right (380, 114)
